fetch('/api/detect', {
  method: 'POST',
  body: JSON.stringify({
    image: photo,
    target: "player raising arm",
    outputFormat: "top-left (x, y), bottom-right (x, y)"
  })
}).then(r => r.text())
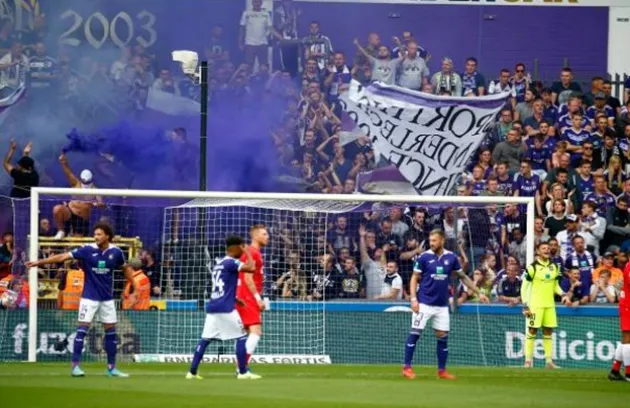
top-left (521, 241), bottom-right (570, 369)
top-left (236, 224), bottom-right (269, 376)
top-left (403, 229), bottom-right (489, 381)
top-left (26, 222), bottom-right (134, 378)
top-left (608, 255), bottom-right (630, 382)
top-left (186, 236), bottom-right (258, 380)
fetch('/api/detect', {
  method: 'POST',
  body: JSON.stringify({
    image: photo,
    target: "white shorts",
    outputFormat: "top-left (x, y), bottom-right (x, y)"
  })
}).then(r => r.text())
top-left (201, 310), bottom-right (246, 341)
top-left (411, 304), bottom-right (450, 332)
top-left (78, 298), bottom-right (117, 324)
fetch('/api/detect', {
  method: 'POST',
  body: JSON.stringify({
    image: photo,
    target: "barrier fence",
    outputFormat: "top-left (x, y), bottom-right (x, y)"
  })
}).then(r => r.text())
top-left (0, 302), bottom-right (618, 369)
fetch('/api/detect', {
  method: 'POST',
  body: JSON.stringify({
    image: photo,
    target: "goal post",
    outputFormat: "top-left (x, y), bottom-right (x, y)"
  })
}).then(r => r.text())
top-left (25, 187), bottom-right (535, 364)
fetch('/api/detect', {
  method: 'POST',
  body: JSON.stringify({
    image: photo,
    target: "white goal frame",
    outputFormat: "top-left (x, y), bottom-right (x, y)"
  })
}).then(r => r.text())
top-left (27, 187), bottom-right (535, 362)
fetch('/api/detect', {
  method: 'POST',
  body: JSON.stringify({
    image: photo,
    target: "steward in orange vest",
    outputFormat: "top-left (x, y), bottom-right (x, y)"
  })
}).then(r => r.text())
top-left (57, 268), bottom-right (84, 310)
top-left (122, 258), bottom-right (151, 310)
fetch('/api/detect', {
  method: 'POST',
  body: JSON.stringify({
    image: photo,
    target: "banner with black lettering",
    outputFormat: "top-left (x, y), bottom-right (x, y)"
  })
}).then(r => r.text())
top-left (340, 81), bottom-right (508, 196)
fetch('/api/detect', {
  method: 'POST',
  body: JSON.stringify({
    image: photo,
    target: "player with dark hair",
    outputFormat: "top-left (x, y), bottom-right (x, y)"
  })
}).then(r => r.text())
top-left (403, 229), bottom-right (489, 380)
top-left (608, 255), bottom-right (630, 381)
top-left (236, 224), bottom-right (270, 376)
top-left (187, 235), bottom-right (256, 380)
top-left (26, 222), bottom-right (134, 377)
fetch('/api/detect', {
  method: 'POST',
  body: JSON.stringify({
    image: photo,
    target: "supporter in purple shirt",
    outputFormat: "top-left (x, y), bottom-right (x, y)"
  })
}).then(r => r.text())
top-left (586, 92), bottom-right (615, 126)
top-left (574, 160), bottom-right (595, 203)
top-left (513, 159), bottom-right (541, 198)
top-left (560, 267), bottom-right (590, 305)
top-left (548, 238), bottom-right (564, 272)
top-left (584, 175), bottom-right (617, 217)
top-left (460, 57), bottom-right (485, 96)
top-left (562, 113), bottom-right (592, 162)
top-left (511, 63), bottom-right (528, 103)
top-left (494, 161), bottom-right (514, 196)
top-left (466, 148), bottom-right (493, 179)
top-left (590, 116), bottom-right (609, 151)
top-left (541, 88), bottom-right (559, 124)
top-left (467, 165), bottom-right (487, 196)
top-left (539, 121), bottom-right (559, 152)
top-left (525, 134), bottom-right (551, 179)
top-left (617, 124), bottom-right (630, 159)
top-left (564, 235), bottom-right (595, 286)
top-left (558, 98), bottom-right (587, 118)
top-left (525, 121), bottom-right (557, 153)
top-left (556, 96), bottom-right (589, 132)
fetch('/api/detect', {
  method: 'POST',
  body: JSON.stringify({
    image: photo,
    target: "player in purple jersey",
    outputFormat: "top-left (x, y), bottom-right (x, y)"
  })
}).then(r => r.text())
top-left (402, 230), bottom-right (488, 380)
top-left (26, 222), bottom-right (134, 378)
top-left (186, 235), bottom-right (257, 380)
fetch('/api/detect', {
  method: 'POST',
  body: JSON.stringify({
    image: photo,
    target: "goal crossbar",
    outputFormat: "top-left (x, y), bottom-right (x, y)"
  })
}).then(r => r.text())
top-left (27, 187), bottom-right (536, 362)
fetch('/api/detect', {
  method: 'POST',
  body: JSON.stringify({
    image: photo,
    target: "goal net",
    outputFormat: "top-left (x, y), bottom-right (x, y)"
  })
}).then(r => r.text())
top-left (9, 188), bottom-right (621, 370)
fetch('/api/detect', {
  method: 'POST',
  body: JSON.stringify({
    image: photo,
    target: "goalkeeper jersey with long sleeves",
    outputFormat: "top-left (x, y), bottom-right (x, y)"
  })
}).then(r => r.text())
top-left (521, 259), bottom-right (563, 309)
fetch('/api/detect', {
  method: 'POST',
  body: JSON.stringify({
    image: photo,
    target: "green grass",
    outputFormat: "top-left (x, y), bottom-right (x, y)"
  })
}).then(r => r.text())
top-left (0, 363), bottom-right (627, 408)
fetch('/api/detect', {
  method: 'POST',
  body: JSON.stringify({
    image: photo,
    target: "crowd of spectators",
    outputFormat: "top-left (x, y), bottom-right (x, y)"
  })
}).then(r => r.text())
top-left (1, 0), bottom-right (630, 308)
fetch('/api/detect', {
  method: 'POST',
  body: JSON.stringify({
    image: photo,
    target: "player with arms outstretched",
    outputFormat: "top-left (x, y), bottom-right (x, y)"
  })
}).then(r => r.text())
top-left (236, 224), bottom-right (269, 376)
top-left (521, 241), bottom-right (570, 368)
top-left (186, 235), bottom-right (258, 380)
top-left (26, 222), bottom-right (134, 377)
top-left (403, 229), bottom-right (489, 380)
top-left (608, 256), bottom-right (630, 381)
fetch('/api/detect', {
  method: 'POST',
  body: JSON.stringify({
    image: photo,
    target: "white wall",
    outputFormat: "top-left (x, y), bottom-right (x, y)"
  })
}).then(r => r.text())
top-left (607, 8), bottom-right (630, 76)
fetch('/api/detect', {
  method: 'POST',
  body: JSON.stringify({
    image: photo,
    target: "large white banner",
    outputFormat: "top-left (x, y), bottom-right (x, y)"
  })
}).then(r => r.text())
top-left (295, 0), bottom-right (622, 7)
top-left (339, 81), bottom-right (507, 196)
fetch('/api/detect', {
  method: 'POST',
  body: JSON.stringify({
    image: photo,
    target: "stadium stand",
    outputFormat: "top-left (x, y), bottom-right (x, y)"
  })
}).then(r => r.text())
top-left (0, 1), bottom-right (629, 312)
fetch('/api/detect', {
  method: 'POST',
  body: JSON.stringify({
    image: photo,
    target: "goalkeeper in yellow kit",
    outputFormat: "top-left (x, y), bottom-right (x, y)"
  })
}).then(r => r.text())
top-left (521, 241), bottom-right (570, 368)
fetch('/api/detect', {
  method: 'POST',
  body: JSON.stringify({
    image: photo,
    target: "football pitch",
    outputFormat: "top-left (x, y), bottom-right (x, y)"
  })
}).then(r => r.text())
top-left (0, 363), bottom-right (627, 408)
